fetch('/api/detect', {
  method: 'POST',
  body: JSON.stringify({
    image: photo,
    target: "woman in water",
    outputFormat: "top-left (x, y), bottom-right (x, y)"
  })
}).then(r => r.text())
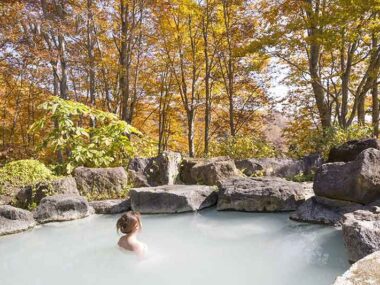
top-left (116, 211), bottom-right (147, 256)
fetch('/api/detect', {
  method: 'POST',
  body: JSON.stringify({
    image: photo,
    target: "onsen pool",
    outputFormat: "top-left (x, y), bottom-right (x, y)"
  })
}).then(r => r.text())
top-left (0, 209), bottom-right (349, 285)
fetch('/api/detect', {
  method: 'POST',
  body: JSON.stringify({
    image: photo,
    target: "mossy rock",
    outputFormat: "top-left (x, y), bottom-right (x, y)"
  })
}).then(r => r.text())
top-left (14, 177), bottom-right (79, 209)
top-left (0, 160), bottom-right (61, 209)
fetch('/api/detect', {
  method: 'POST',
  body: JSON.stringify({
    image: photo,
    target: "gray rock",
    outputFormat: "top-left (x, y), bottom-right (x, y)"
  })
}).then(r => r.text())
top-left (290, 196), bottom-right (363, 226)
top-left (15, 176), bottom-right (79, 209)
top-left (235, 154), bottom-right (323, 178)
top-left (314, 148), bottom-right (380, 204)
top-left (234, 158), bottom-right (264, 177)
top-left (329, 138), bottom-right (380, 163)
top-left (301, 182), bottom-right (314, 192)
top-left (128, 157), bottom-right (151, 187)
top-left (130, 185), bottom-right (218, 214)
top-left (0, 205), bottom-right (36, 236)
top-left (342, 207), bottom-right (380, 262)
top-left (128, 151), bottom-right (182, 187)
top-left (180, 158), bottom-right (203, 184)
top-left (89, 199), bottom-right (130, 214)
top-left (34, 194), bottom-right (93, 224)
top-left (74, 167), bottom-right (128, 196)
top-left (0, 195), bottom-right (13, 205)
top-left (180, 157), bottom-right (231, 184)
top-left (157, 151), bottom-right (182, 185)
top-left (217, 177), bottom-right (312, 212)
top-left (301, 153), bottom-right (324, 175)
top-left (181, 157), bottom-right (240, 186)
top-left (333, 250), bottom-right (380, 285)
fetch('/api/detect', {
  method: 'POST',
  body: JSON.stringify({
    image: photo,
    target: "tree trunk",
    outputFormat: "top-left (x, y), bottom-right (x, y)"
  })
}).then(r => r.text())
top-left (119, 0), bottom-right (129, 122)
top-left (87, 0), bottom-right (96, 127)
top-left (373, 82), bottom-right (379, 137)
top-left (203, 0), bottom-right (212, 155)
top-left (187, 110), bottom-right (195, 157)
top-left (58, 35), bottom-right (68, 99)
top-left (222, 1), bottom-right (236, 136)
top-left (304, 0), bottom-right (331, 129)
top-left (357, 95), bottom-right (366, 125)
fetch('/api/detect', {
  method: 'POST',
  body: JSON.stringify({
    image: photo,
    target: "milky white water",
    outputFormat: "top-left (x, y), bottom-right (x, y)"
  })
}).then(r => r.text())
top-left (0, 209), bottom-right (349, 285)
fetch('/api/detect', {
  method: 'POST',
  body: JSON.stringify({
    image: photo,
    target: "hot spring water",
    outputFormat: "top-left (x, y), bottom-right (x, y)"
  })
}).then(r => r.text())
top-left (0, 209), bottom-right (349, 285)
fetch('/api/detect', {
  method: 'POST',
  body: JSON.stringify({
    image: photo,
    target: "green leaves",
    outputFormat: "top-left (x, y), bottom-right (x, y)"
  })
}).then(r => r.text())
top-left (0, 160), bottom-right (56, 194)
top-left (30, 97), bottom-right (142, 174)
top-left (284, 120), bottom-right (373, 159)
top-left (209, 135), bottom-right (277, 159)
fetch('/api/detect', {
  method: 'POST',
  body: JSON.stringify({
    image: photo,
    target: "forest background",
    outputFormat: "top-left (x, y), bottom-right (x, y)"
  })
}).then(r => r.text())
top-left (1, 0), bottom-right (380, 170)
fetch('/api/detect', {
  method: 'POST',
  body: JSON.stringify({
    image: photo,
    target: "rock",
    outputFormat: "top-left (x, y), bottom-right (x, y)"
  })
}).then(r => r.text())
top-left (156, 151), bottom-right (182, 185)
top-left (333, 250), bottom-right (380, 285)
top-left (301, 153), bottom-right (324, 175)
top-left (217, 177), bottom-right (312, 212)
top-left (34, 194), bottom-right (93, 224)
top-left (0, 184), bottom-right (22, 202)
top-left (181, 157), bottom-right (240, 186)
top-left (314, 148), bottom-right (380, 204)
top-left (128, 151), bottom-right (182, 187)
top-left (128, 157), bottom-right (151, 187)
top-left (180, 158), bottom-right (203, 184)
top-left (328, 138), bottom-right (380, 163)
top-left (0, 195), bottom-right (13, 205)
top-left (130, 185), bottom-right (218, 214)
top-left (234, 158), bottom-right (263, 177)
top-left (235, 154), bottom-right (323, 178)
top-left (290, 196), bottom-right (363, 226)
top-left (180, 157), bottom-right (231, 184)
top-left (74, 167), bottom-right (128, 196)
top-left (15, 176), bottom-right (79, 209)
top-left (301, 182), bottom-right (314, 192)
top-left (0, 205), bottom-right (36, 236)
top-left (89, 199), bottom-right (130, 214)
top-left (342, 207), bottom-right (380, 262)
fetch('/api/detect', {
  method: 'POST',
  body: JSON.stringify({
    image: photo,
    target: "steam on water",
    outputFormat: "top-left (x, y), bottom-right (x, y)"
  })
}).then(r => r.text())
top-left (0, 209), bottom-right (349, 285)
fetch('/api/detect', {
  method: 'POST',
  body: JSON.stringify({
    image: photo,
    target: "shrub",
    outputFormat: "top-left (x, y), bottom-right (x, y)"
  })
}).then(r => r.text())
top-left (0, 159), bottom-right (55, 194)
top-left (208, 135), bottom-right (277, 159)
top-left (30, 97), bottom-right (142, 174)
top-left (284, 121), bottom-right (373, 159)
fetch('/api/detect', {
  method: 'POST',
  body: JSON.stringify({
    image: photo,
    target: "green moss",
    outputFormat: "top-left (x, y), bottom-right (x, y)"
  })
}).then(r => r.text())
top-left (287, 172), bottom-right (315, 183)
top-left (83, 185), bottom-right (130, 202)
top-left (0, 159), bottom-right (56, 194)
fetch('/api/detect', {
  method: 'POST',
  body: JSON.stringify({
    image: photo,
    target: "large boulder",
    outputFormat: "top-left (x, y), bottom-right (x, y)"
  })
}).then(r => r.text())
top-left (328, 138), bottom-right (380, 163)
top-left (333, 250), bottom-right (380, 285)
top-left (34, 194), bottom-right (93, 224)
top-left (0, 205), bottom-right (36, 236)
top-left (290, 196), bottom-right (363, 226)
top-left (15, 176), bottom-right (79, 209)
top-left (180, 157), bottom-right (240, 186)
top-left (235, 155), bottom-right (322, 178)
top-left (217, 177), bottom-right (312, 212)
top-left (314, 148), bottom-right (380, 204)
top-left (128, 151), bottom-right (182, 187)
top-left (130, 185), bottom-right (218, 214)
top-left (74, 167), bottom-right (128, 197)
top-left (342, 207), bottom-right (380, 262)
top-left (89, 199), bottom-right (130, 214)
top-left (180, 156), bottom-right (230, 184)
top-left (301, 153), bottom-right (324, 174)
top-left (234, 158), bottom-right (302, 177)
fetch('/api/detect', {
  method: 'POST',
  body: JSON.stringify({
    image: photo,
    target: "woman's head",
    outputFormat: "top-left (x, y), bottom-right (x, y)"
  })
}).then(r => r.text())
top-left (116, 211), bottom-right (142, 235)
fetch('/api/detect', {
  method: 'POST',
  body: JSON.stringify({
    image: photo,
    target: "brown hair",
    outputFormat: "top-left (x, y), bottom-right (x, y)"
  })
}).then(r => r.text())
top-left (116, 211), bottom-right (142, 235)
